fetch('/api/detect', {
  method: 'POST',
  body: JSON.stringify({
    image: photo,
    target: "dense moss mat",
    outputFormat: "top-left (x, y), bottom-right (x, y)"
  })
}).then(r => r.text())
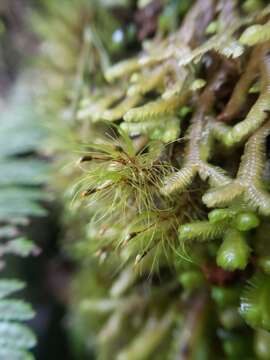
top-left (34, 0), bottom-right (270, 359)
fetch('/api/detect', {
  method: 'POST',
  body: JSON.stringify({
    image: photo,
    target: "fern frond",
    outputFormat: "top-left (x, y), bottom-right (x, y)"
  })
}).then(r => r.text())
top-left (0, 159), bottom-right (49, 186)
top-left (0, 79), bottom-right (49, 358)
top-left (0, 348), bottom-right (35, 360)
top-left (0, 190), bottom-right (47, 221)
top-left (2, 238), bottom-right (39, 258)
top-left (0, 322), bottom-right (36, 350)
top-left (0, 280), bottom-right (25, 299)
top-left (0, 280), bottom-right (36, 359)
top-left (0, 300), bottom-right (35, 321)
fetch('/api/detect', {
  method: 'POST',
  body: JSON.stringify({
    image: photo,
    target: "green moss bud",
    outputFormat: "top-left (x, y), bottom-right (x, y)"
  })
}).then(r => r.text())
top-left (208, 209), bottom-right (234, 224)
top-left (205, 21), bottom-right (218, 35)
top-left (211, 287), bottom-right (239, 308)
top-left (224, 131), bottom-right (235, 147)
top-left (178, 270), bottom-right (204, 290)
top-left (190, 79), bottom-right (206, 91)
top-left (178, 106), bottom-right (192, 118)
top-left (216, 229), bottom-right (250, 271)
top-left (239, 24), bottom-right (269, 46)
top-left (234, 212), bottom-right (260, 231)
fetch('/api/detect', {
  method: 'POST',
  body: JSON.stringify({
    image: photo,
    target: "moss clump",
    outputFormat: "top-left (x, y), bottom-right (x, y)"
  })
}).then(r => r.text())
top-left (35, 0), bottom-right (270, 358)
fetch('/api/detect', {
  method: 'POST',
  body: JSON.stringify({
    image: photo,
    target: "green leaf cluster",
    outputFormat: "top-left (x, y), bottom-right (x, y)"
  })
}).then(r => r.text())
top-left (0, 79), bottom-right (48, 359)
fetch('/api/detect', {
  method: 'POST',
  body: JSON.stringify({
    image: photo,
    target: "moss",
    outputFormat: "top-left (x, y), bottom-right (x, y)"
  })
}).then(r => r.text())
top-left (34, 0), bottom-right (270, 358)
